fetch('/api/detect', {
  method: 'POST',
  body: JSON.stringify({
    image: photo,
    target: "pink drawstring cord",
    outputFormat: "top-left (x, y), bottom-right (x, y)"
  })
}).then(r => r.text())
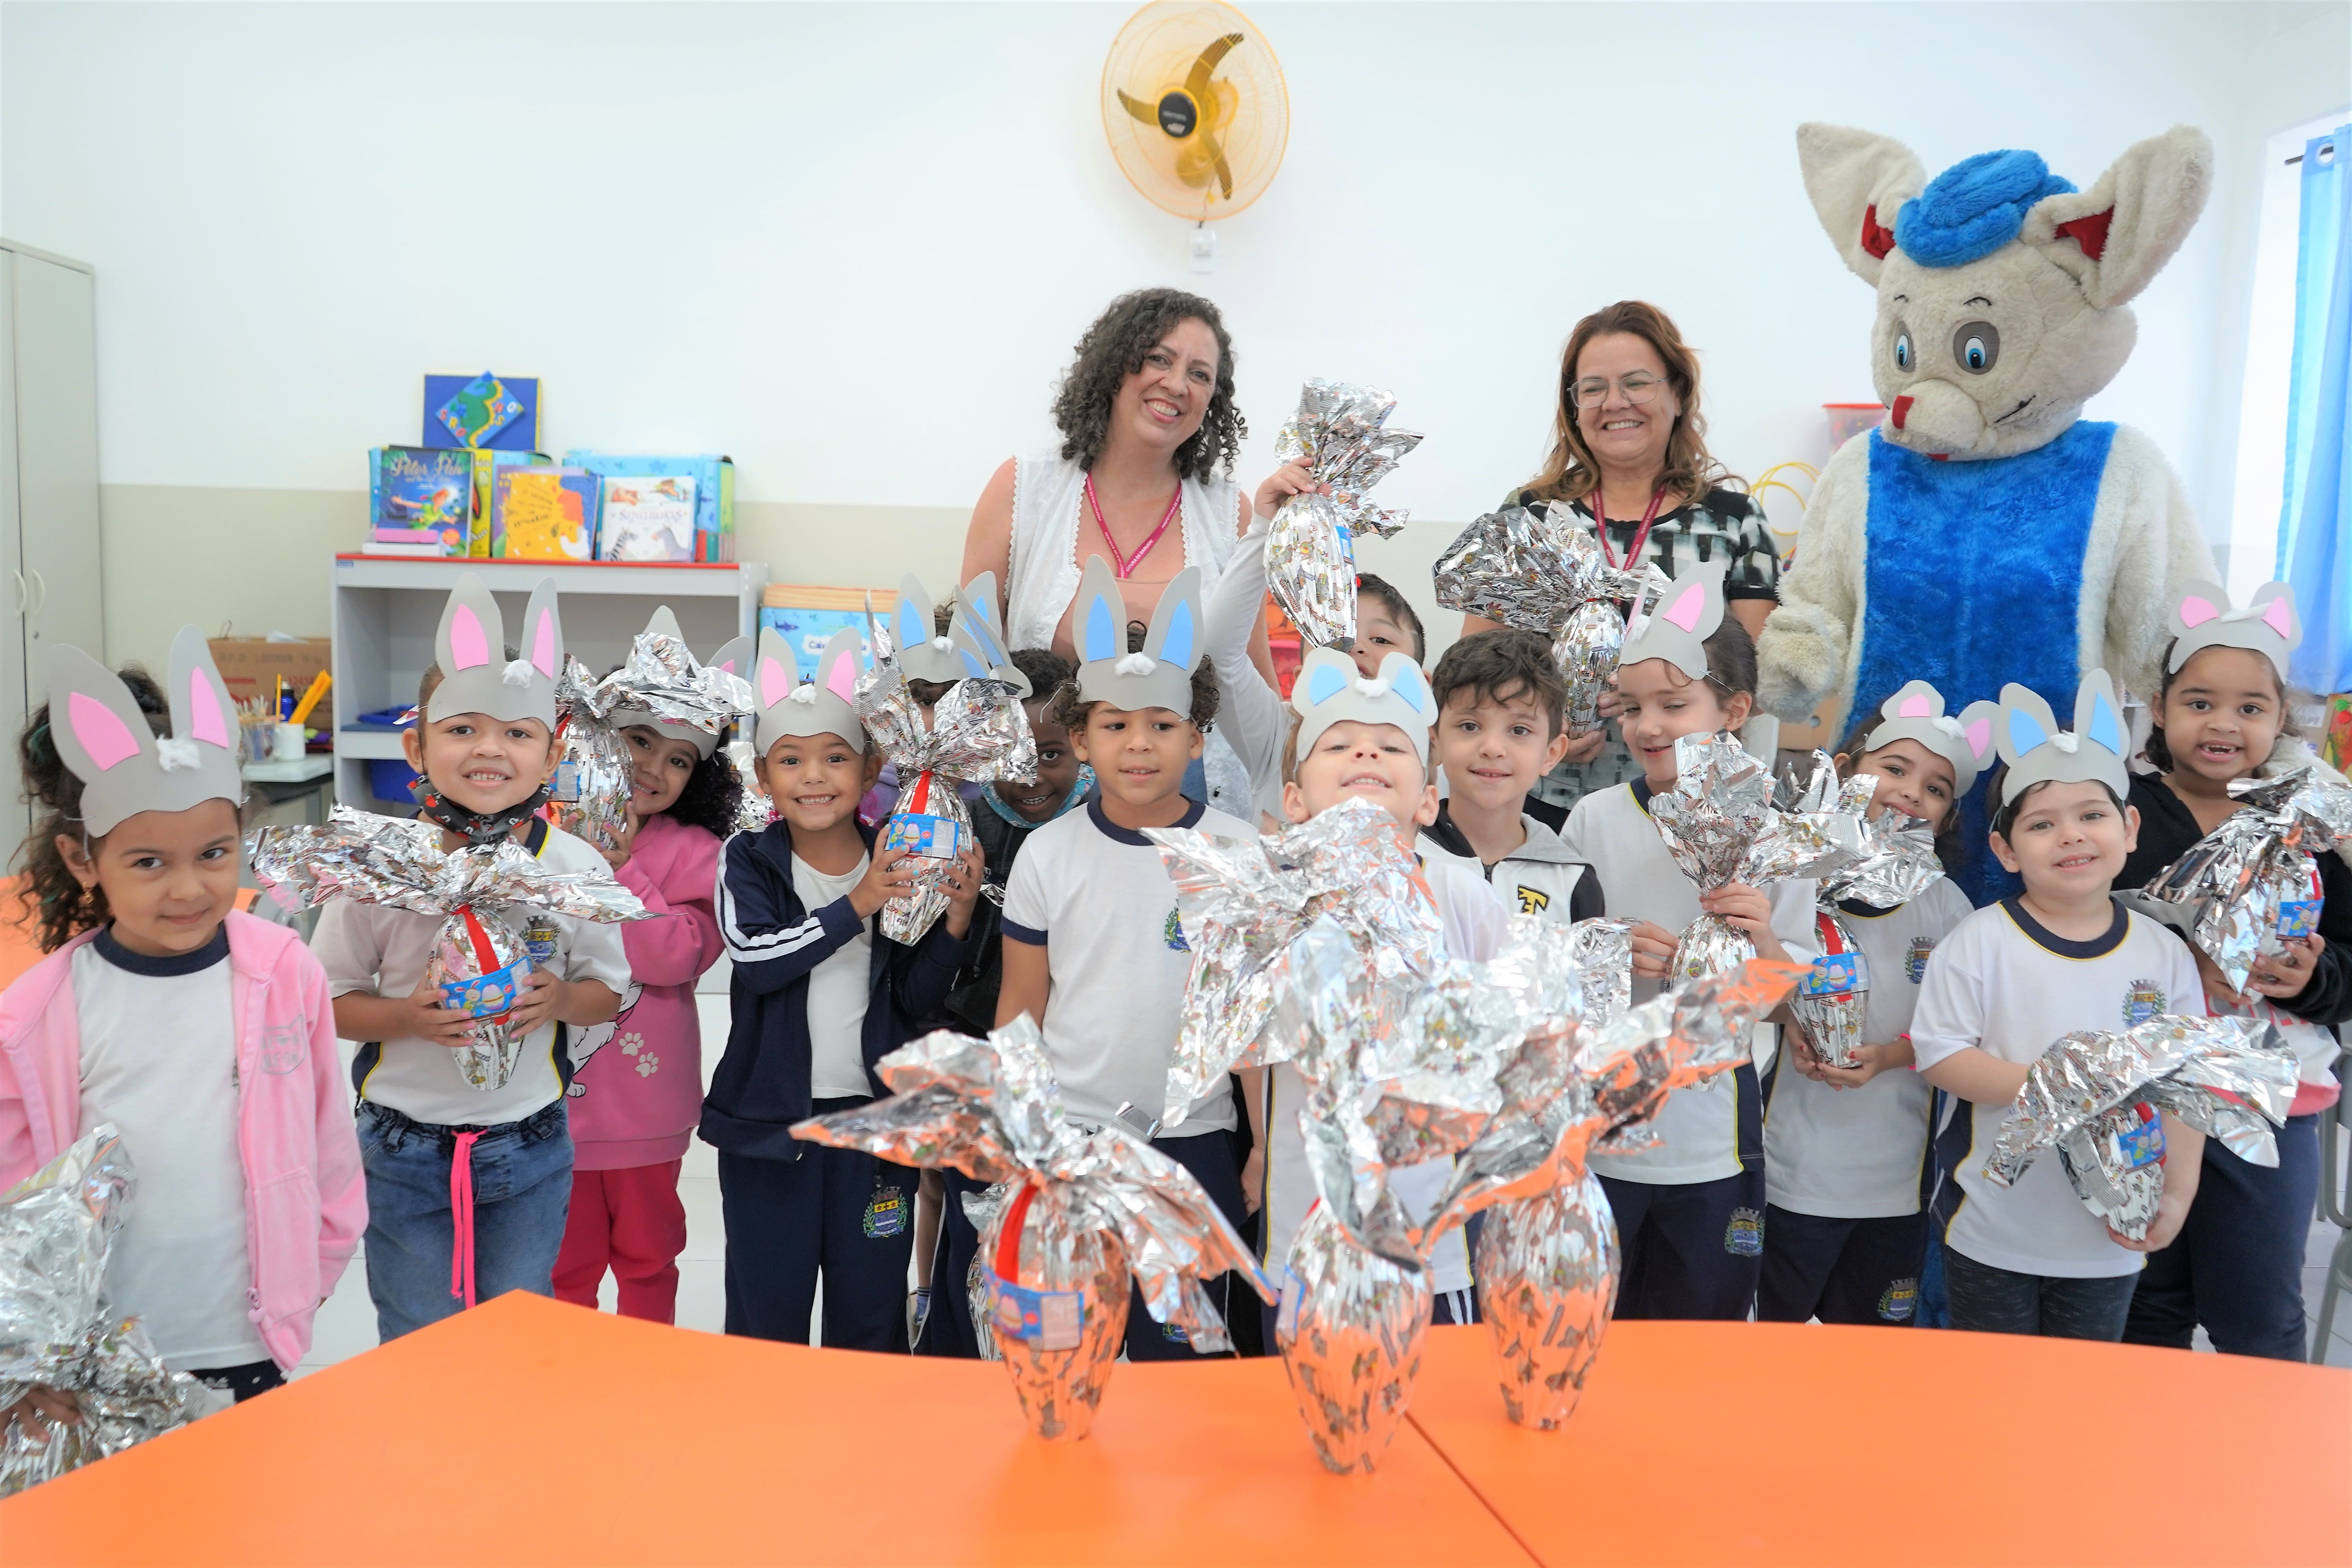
top-left (449, 1129), bottom-right (482, 1308)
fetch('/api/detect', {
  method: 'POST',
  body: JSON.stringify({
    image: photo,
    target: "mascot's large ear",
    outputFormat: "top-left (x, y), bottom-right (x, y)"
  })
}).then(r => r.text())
top-left (1796, 122), bottom-right (1927, 287)
top-left (2023, 125), bottom-right (2212, 309)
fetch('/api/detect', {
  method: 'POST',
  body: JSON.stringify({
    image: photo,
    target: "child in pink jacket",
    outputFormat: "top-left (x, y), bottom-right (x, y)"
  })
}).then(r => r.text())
top-left (0, 633), bottom-right (363, 1443)
top-left (551, 686), bottom-right (744, 1324)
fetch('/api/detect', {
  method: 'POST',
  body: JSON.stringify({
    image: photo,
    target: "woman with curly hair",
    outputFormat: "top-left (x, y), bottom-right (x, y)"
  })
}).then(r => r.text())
top-left (1462, 301), bottom-right (1782, 815)
top-left (960, 287), bottom-right (1270, 816)
top-left (552, 622), bottom-right (750, 1326)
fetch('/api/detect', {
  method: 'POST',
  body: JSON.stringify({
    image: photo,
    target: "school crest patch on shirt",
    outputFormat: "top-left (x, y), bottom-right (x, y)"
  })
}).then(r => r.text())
top-left (1162, 906), bottom-right (1191, 952)
top-left (1723, 1206), bottom-right (1764, 1258)
top-left (1878, 1277), bottom-right (1919, 1322)
top-left (1905, 936), bottom-right (1935, 985)
top-left (2122, 980), bottom-right (2166, 1028)
top-left (863, 1184), bottom-right (907, 1239)
top-left (1516, 884), bottom-right (1550, 916)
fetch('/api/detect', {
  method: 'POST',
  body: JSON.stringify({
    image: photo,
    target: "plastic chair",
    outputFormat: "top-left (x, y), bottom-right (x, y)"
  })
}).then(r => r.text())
top-left (2313, 1045), bottom-right (2352, 1363)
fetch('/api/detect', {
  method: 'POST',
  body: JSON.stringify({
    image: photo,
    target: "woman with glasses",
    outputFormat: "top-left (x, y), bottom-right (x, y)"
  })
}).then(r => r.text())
top-left (1462, 300), bottom-right (1782, 815)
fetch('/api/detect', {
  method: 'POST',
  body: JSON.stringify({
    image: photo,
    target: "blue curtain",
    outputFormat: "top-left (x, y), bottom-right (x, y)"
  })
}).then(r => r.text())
top-left (2278, 126), bottom-right (2352, 695)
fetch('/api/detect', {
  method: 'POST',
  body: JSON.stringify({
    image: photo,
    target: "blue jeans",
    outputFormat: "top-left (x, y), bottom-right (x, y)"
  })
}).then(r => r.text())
top-left (358, 1099), bottom-right (573, 1342)
top-left (1942, 1243), bottom-right (2137, 1341)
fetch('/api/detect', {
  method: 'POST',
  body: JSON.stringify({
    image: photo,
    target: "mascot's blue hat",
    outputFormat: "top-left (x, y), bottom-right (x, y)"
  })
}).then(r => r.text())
top-left (1896, 149), bottom-right (2076, 269)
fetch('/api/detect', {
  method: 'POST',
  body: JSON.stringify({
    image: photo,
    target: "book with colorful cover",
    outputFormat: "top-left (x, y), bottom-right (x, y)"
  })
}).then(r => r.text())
top-left (757, 585), bottom-right (894, 681)
top-left (369, 446), bottom-right (473, 555)
top-left (597, 474), bottom-right (698, 561)
top-left (494, 466), bottom-right (597, 561)
top-left (565, 451), bottom-right (734, 561)
top-left (468, 450), bottom-right (551, 557)
top-left (423, 372), bottom-right (541, 452)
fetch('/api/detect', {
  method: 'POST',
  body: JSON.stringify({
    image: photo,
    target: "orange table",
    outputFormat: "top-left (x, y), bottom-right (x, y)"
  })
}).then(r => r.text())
top-left (0, 1294), bottom-right (1532, 1566)
top-left (4, 1297), bottom-right (2346, 1567)
top-left (1406, 1319), bottom-right (2352, 1568)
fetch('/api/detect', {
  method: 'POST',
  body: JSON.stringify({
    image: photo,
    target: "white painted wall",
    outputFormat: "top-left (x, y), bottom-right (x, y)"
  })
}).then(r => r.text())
top-left (1, 0), bottom-right (2341, 664)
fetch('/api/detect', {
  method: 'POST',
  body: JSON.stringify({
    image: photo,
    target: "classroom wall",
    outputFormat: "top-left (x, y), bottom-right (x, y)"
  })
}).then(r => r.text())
top-left (1, 0), bottom-right (2340, 673)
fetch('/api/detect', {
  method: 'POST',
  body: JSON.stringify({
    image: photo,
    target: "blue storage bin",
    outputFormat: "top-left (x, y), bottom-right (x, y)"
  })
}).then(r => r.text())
top-left (368, 758), bottom-right (422, 803)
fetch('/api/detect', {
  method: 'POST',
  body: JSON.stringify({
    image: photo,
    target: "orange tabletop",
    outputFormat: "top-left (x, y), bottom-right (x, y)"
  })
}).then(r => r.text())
top-left (1405, 1319), bottom-right (2352, 1568)
top-left (0, 1292), bottom-right (1535, 1567)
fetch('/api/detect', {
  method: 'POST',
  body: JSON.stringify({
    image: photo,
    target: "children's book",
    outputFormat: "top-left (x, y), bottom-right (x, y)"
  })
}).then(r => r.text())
top-left (495, 466), bottom-right (597, 561)
top-left (566, 451), bottom-right (735, 562)
top-left (369, 446), bottom-right (473, 555)
top-left (597, 474), bottom-right (698, 561)
top-left (423, 373), bottom-right (542, 452)
top-left (469, 450), bottom-right (551, 557)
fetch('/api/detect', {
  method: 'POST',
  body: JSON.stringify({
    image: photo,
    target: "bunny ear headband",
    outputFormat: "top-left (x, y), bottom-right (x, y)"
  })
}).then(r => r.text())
top-left (891, 574), bottom-right (966, 686)
top-left (428, 572), bottom-right (563, 727)
top-left (2168, 580), bottom-right (2299, 681)
top-left (1993, 668), bottom-right (2129, 808)
top-left (753, 625), bottom-right (868, 753)
top-left (1868, 679), bottom-right (2001, 796)
top-left (1617, 559), bottom-right (1727, 683)
top-left (1073, 557), bottom-right (1205, 715)
top-left (49, 626), bottom-right (245, 838)
top-left (947, 571), bottom-right (1031, 697)
top-left (605, 605), bottom-right (747, 759)
top-left (1289, 646), bottom-right (1438, 764)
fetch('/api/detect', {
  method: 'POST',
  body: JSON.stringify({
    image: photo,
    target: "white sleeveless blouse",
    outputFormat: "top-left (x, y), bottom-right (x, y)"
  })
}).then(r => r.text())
top-left (1004, 452), bottom-right (1254, 819)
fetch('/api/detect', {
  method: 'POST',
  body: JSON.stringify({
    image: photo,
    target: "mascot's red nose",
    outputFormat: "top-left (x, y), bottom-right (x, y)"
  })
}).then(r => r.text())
top-left (1890, 395), bottom-right (1914, 430)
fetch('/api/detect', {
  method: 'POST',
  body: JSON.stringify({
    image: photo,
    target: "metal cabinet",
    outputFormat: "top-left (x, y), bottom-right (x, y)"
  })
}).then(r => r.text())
top-left (0, 241), bottom-right (105, 850)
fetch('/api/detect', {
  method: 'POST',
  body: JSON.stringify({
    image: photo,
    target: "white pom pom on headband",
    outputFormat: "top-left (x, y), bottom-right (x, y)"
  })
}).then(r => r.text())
top-left (1289, 646), bottom-right (1438, 764)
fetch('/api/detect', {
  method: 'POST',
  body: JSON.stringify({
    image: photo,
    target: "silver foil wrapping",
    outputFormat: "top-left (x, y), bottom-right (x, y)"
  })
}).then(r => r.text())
top-left (1417, 957), bottom-right (1799, 1428)
top-left (249, 806), bottom-right (649, 1090)
top-left (1786, 780), bottom-right (1946, 1068)
top-left (2124, 769), bottom-right (2352, 991)
top-left (1430, 505), bottom-right (1664, 731)
top-left (1, 1126), bottom-right (203, 1497)
top-left (791, 1018), bottom-right (1272, 1441)
top-left (719, 737), bottom-right (774, 835)
top-left (1651, 740), bottom-right (1863, 980)
top-left (1985, 1015), bottom-right (2300, 1240)
top-left (1275, 1201), bottom-right (1431, 1475)
top-left (858, 671), bottom-right (1036, 944)
top-left (1147, 796), bottom-right (1447, 1124)
top-left (1265, 380), bottom-right (1423, 647)
top-left (549, 633), bottom-right (754, 850)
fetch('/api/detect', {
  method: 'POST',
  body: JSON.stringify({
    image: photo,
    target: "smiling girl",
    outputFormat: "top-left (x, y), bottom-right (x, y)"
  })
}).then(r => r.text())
top-left (2113, 583), bottom-right (2348, 1361)
top-left (550, 614), bottom-right (751, 1326)
top-left (0, 631), bottom-right (361, 1436)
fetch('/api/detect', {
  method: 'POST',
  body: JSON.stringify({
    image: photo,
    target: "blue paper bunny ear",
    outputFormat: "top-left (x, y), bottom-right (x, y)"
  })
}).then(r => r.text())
top-left (1388, 658), bottom-right (1434, 722)
top-left (1304, 659), bottom-right (1350, 706)
top-left (2004, 704), bottom-right (2051, 761)
top-left (1141, 566), bottom-right (1204, 673)
top-left (2078, 675), bottom-right (2126, 759)
top-left (954, 572), bottom-right (1013, 669)
top-left (1289, 648), bottom-right (1437, 764)
top-left (893, 575), bottom-right (934, 654)
top-left (1078, 556), bottom-right (1125, 664)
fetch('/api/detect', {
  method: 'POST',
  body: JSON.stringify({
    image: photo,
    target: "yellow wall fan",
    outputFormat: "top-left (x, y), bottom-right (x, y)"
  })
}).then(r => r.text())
top-left (1101, 0), bottom-right (1287, 247)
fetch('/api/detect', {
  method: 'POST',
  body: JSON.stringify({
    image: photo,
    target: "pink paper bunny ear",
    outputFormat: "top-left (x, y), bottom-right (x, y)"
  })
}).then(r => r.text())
top-left (2262, 597), bottom-right (2294, 638)
top-left (1897, 692), bottom-right (1933, 719)
top-left (758, 651), bottom-right (793, 710)
top-left (67, 690), bottom-right (142, 770)
top-left (1956, 699), bottom-right (2001, 764)
top-left (521, 580), bottom-right (563, 679)
top-left (823, 650), bottom-right (859, 704)
top-left (448, 605), bottom-right (490, 671)
top-left (2176, 595), bottom-right (2219, 629)
top-left (1661, 580), bottom-right (1708, 632)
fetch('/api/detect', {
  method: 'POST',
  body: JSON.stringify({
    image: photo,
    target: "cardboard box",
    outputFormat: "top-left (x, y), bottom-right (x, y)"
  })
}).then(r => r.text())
top-left (207, 637), bottom-right (333, 725)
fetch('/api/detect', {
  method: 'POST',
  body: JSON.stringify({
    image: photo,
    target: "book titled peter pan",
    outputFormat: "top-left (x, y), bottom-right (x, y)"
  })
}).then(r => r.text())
top-left (369, 446), bottom-right (472, 555)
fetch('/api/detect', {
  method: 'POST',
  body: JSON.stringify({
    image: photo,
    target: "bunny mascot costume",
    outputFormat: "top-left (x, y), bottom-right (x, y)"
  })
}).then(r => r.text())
top-left (1759, 124), bottom-right (2221, 903)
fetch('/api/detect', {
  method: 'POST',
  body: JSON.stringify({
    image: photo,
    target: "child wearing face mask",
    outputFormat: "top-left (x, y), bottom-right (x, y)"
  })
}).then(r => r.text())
top-left (1201, 461), bottom-right (1428, 826)
top-left (550, 612), bottom-right (752, 1326)
top-left (0, 632), bottom-right (362, 1441)
top-left (1559, 563), bottom-right (1816, 1322)
top-left (2112, 583), bottom-right (2347, 1361)
top-left (1757, 681), bottom-right (1989, 1330)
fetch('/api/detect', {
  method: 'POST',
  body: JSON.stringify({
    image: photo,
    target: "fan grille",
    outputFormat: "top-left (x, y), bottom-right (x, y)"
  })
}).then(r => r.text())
top-left (1101, 0), bottom-right (1288, 222)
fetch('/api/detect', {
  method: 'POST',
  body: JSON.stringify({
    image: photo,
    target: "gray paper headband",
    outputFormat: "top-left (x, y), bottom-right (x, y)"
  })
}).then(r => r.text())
top-left (1993, 668), bottom-right (2130, 808)
top-left (2168, 580), bottom-right (2299, 681)
top-left (1865, 680), bottom-right (2001, 797)
top-left (1073, 557), bottom-right (1205, 716)
top-left (1617, 559), bottom-right (1726, 683)
top-left (50, 626), bottom-right (246, 838)
top-left (753, 625), bottom-right (868, 753)
top-left (1289, 646), bottom-right (1438, 764)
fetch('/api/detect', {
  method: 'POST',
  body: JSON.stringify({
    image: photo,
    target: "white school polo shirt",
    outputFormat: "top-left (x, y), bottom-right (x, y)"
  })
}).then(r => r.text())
top-left (1911, 898), bottom-right (2203, 1278)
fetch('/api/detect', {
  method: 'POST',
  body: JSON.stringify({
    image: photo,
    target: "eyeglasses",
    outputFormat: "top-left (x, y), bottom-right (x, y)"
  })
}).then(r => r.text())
top-left (1568, 372), bottom-right (1667, 407)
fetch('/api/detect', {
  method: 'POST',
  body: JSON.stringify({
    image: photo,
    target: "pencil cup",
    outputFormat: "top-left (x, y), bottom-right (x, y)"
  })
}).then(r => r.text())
top-left (272, 722), bottom-right (307, 761)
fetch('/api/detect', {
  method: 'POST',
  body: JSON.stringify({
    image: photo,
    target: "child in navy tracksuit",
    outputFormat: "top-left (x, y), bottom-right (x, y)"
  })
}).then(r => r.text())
top-left (699, 626), bottom-right (981, 1350)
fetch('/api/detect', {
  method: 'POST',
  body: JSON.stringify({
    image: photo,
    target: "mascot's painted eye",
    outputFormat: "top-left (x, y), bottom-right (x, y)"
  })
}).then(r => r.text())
top-left (1953, 321), bottom-right (2000, 374)
top-left (1893, 328), bottom-right (1913, 372)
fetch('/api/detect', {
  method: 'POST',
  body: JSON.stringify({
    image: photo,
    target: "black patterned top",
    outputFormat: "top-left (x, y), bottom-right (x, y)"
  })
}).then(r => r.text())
top-left (1506, 486), bottom-right (1782, 809)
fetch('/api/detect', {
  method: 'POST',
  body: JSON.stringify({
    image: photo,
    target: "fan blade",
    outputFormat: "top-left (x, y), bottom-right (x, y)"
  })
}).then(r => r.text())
top-left (1185, 31), bottom-right (1243, 101)
top-left (1114, 87), bottom-right (1159, 126)
top-left (1202, 129), bottom-right (1234, 200)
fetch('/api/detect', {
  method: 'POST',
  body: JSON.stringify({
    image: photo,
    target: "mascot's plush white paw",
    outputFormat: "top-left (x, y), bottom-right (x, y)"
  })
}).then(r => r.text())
top-left (1757, 611), bottom-right (1838, 721)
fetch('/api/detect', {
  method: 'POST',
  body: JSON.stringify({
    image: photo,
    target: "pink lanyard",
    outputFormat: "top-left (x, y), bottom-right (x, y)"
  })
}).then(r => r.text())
top-left (1084, 473), bottom-right (1181, 579)
top-left (1591, 486), bottom-right (1668, 571)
